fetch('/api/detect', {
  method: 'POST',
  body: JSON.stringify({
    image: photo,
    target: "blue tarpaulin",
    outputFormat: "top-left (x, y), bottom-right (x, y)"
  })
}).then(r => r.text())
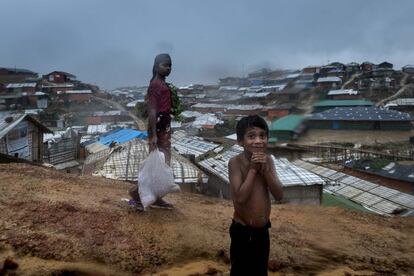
top-left (98, 128), bottom-right (148, 146)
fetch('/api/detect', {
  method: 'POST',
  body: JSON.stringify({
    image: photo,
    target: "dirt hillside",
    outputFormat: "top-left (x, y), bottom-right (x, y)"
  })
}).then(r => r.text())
top-left (0, 163), bottom-right (413, 275)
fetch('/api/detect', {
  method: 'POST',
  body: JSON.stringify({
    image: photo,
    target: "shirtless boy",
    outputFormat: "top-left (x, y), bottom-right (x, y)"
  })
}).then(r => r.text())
top-left (228, 115), bottom-right (283, 276)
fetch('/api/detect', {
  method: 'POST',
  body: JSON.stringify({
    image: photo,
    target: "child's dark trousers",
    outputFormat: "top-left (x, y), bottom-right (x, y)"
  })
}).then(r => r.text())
top-left (229, 219), bottom-right (271, 276)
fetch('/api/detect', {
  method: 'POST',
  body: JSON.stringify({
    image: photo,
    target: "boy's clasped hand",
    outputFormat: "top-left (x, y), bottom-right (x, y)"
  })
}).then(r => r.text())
top-left (250, 152), bottom-right (270, 174)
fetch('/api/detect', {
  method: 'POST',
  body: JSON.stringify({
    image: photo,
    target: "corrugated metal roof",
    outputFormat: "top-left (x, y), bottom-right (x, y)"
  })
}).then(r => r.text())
top-left (219, 86), bottom-right (239, 90)
top-left (172, 132), bottom-right (220, 158)
top-left (275, 158), bottom-right (325, 186)
top-left (293, 160), bottom-right (414, 216)
top-left (309, 107), bottom-right (412, 121)
top-left (0, 112), bottom-right (52, 139)
top-left (335, 185), bottom-right (364, 198)
top-left (244, 92), bottom-right (270, 98)
top-left (181, 111), bottom-right (202, 118)
top-left (327, 89), bottom-right (359, 96)
top-left (385, 98), bottom-right (414, 107)
top-left (126, 99), bottom-right (144, 107)
top-left (388, 193), bottom-right (414, 209)
top-left (344, 159), bottom-right (414, 184)
top-left (317, 77), bottom-right (342, 83)
top-left (270, 115), bottom-right (304, 131)
top-left (192, 103), bottom-right (264, 110)
top-left (348, 179), bottom-right (378, 191)
top-left (6, 83), bottom-right (37, 88)
top-left (97, 128), bottom-right (148, 146)
top-left (90, 138), bottom-right (207, 184)
top-left (85, 143), bottom-right (109, 154)
top-left (262, 84), bottom-right (287, 90)
top-left (87, 124), bottom-right (108, 135)
top-left (66, 90), bottom-right (92, 94)
top-left (313, 100), bottom-right (373, 107)
top-left (198, 145), bottom-right (243, 183)
top-left (43, 130), bottom-right (67, 143)
top-left (92, 110), bottom-right (123, 116)
top-left (80, 135), bottom-right (94, 144)
top-left (198, 146), bottom-right (324, 187)
top-left (192, 114), bottom-right (224, 127)
top-left (42, 83), bottom-right (74, 88)
top-left (286, 73), bottom-right (300, 79)
top-left (34, 91), bottom-right (46, 96)
top-left (0, 113), bottom-right (26, 139)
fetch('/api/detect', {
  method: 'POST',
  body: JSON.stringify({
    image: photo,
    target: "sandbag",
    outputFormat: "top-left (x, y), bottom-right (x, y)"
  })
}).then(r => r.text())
top-left (138, 149), bottom-right (180, 209)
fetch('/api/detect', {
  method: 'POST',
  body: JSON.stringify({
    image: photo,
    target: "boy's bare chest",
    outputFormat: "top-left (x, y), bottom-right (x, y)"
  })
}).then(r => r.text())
top-left (238, 158), bottom-right (265, 184)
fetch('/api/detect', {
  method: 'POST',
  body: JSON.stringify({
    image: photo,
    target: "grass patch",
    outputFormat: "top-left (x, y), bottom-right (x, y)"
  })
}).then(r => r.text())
top-left (322, 192), bottom-right (372, 213)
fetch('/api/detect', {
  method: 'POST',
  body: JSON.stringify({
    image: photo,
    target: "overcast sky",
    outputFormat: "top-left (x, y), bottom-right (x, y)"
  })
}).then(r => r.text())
top-left (1, 0), bottom-right (413, 89)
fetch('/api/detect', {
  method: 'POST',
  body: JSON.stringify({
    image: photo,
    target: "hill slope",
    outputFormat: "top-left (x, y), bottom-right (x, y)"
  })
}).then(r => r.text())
top-left (0, 163), bottom-right (413, 275)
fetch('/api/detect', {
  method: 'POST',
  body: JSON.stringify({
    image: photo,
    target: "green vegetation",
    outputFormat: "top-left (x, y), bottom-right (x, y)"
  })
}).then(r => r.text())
top-left (168, 83), bottom-right (184, 121)
top-left (199, 117), bottom-right (237, 138)
top-left (313, 88), bottom-right (327, 100)
top-left (133, 83), bottom-right (183, 121)
top-left (134, 102), bottom-right (147, 119)
top-left (352, 158), bottom-right (391, 170)
top-left (322, 193), bottom-right (372, 213)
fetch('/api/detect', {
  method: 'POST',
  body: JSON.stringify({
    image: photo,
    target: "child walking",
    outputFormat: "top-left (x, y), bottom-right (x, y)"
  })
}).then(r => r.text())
top-left (228, 115), bottom-right (283, 275)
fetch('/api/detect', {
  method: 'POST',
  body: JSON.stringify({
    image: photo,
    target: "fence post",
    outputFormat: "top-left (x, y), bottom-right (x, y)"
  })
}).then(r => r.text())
top-left (125, 142), bottom-right (132, 181)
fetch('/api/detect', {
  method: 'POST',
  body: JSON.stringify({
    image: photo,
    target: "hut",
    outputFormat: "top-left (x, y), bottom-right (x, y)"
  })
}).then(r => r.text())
top-left (198, 145), bottom-right (325, 204)
top-left (307, 107), bottom-right (412, 130)
top-left (0, 112), bottom-right (52, 162)
top-left (312, 99), bottom-right (373, 113)
top-left (269, 115), bottom-right (305, 143)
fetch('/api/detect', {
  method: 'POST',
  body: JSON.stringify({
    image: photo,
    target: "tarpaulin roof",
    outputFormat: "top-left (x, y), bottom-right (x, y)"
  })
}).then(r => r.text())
top-left (327, 89), bottom-right (359, 96)
top-left (294, 160), bottom-right (414, 216)
top-left (198, 145), bottom-right (324, 187)
top-left (270, 115), bottom-right (304, 131)
top-left (385, 98), bottom-right (414, 107)
top-left (344, 159), bottom-right (414, 183)
top-left (309, 107), bottom-right (412, 121)
top-left (313, 100), bottom-right (373, 107)
top-left (317, 76), bottom-right (342, 83)
top-left (172, 130), bottom-right (220, 158)
top-left (97, 128), bottom-right (148, 146)
top-left (88, 138), bottom-right (207, 184)
top-left (6, 83), bottom-right (37, 88)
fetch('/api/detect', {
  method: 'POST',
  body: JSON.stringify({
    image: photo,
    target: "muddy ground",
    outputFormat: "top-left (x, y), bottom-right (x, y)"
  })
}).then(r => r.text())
top-left (0, 163), bottom-right (413, 275)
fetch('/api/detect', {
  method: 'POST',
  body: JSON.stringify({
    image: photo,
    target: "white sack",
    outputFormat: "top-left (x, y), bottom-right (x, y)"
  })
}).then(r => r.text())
top-left (138, 149), bottom-right (180, 209)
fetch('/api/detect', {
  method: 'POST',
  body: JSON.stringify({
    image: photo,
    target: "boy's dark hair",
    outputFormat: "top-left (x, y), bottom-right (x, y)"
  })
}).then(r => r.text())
top-left (236, 115), bottom-right (269, 141)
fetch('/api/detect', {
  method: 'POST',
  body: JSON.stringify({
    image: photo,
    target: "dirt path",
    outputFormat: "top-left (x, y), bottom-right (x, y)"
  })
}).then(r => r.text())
top-left (376, 73), bottom-right (413, 107)
top-left (92, 96), bottom-right (146, 130)
top-left (1, 163), bottom-right (413, 275)
top-left (299, 92), bottom-right (318, 115)
top-left (341, 73), bottom-right (362, 89)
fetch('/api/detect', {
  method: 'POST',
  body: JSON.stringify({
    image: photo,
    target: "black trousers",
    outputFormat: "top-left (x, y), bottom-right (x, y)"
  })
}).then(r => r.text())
top-left (229, 220), bottom-right (271, 276)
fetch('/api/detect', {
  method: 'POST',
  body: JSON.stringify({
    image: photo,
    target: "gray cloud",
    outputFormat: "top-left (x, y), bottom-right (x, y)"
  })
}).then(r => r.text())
top-left (0, 0), bottom-right (413, 89)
